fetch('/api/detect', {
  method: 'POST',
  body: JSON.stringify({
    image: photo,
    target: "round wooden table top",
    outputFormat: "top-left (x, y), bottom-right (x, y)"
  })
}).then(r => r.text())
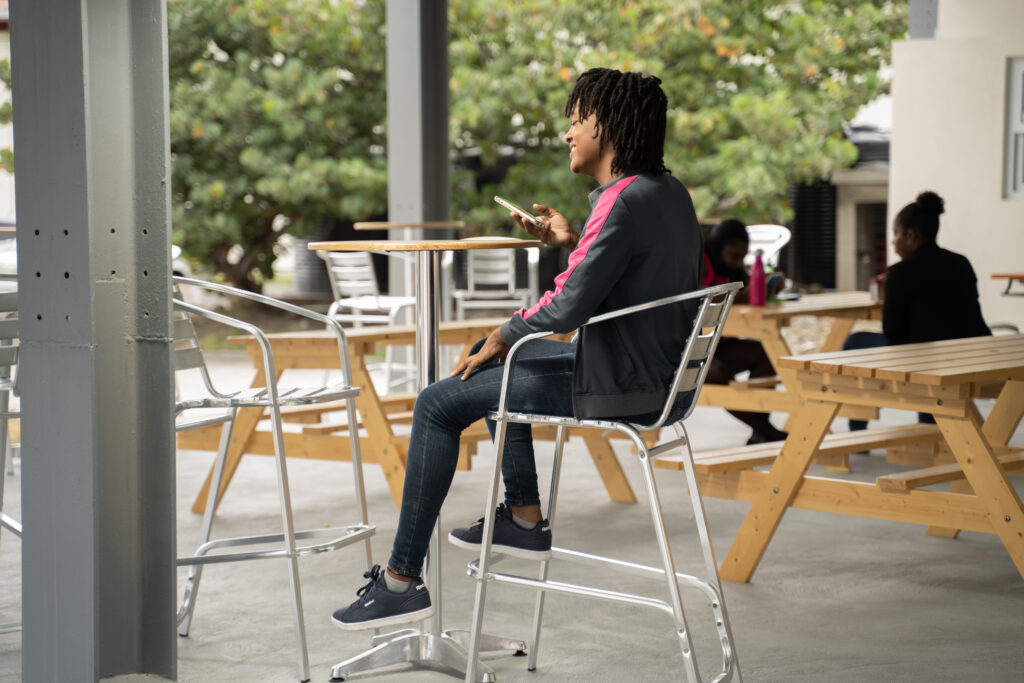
top-left (353, 221), bottom-right (466, 230)
top-left (308, 238), bottom-right (542, 252)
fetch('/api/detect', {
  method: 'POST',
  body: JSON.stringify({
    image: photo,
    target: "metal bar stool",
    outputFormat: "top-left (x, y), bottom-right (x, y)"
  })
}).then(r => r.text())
top-left (463, 281), bottom-right (744, 682)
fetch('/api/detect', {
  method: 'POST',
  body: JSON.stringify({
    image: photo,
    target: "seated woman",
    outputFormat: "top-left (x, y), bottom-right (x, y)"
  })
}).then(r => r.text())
top-left (845, 191), bottom-right (991, 429)
top-left (701, 219), bottom-right (787, 444)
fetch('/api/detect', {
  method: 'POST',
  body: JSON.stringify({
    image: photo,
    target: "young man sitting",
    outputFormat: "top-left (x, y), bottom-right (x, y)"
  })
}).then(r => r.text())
top-left (333, 67), bottom-right (704, 629)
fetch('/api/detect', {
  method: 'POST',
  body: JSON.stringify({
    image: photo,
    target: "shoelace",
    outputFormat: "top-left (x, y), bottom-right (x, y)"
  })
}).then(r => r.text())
top-left (357, 564), bottom-right (384, 598)
top-left (470, 503), bottom-right (511, 529)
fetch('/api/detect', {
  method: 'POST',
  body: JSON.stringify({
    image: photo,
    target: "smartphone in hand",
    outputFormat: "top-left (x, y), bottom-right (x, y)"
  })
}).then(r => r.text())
top-left (494, 195), bottom-right (542, 228)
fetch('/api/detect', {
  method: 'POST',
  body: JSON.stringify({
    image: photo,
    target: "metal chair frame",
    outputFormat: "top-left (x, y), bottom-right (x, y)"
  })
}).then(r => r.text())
top-left (318, 250), bottom-right (417, 393)
top-left (0, 289), bottom-right (20, 637)
top-left (463, 281), bottom-right (744, 683)
top-left (173, 276), bottom-right (375, 682)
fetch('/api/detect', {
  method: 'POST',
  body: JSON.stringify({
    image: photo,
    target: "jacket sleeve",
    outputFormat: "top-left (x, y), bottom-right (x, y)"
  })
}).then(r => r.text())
top-left (882, 264), bottom-right (909, 345)
top-left (500, 186), bottom-right (636, 345)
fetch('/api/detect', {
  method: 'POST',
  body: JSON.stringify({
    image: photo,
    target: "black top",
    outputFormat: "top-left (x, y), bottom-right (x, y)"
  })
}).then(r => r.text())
top-left (501, 173), bottom-right (702, 418)
top-left (883, 242), bottom-right (990, 345)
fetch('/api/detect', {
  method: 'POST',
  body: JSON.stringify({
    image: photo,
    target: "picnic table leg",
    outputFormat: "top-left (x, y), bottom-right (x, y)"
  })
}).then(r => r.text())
top-left (190, 370), bottom-right (278, 514)
top-left (759, 324), bottom-right (850, 472)
top-left (934, 402), bottom-right (1024, 579)
top-left (925, 381), bottom-right (1024, 539)
top-left (720, 399), bottom-right (839, 582)
top-left (820, 317), bottom-right (855, 352)
top-left (350, 356), bottom-right (408, 507)
top-left (580, 432), bottom-right (637, 504)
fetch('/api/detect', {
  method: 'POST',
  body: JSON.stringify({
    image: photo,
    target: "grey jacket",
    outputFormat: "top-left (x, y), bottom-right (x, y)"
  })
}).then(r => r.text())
top-left (500, 173), bottom-right (702, 419)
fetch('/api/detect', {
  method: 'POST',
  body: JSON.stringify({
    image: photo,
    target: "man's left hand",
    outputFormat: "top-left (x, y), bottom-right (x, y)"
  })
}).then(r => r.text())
top-left (451, 327), bottom-right (509, 380)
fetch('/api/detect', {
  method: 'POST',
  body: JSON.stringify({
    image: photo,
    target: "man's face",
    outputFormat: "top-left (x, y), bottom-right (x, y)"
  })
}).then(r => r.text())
top-left (565, 107), bottom-right (602, 178)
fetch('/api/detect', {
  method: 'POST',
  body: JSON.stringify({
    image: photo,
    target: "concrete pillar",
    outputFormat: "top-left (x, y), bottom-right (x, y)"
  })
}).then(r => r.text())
top-left (11, 1), bottom-right (176, 679)
top-left (385, 0), bottom-right (451, 297)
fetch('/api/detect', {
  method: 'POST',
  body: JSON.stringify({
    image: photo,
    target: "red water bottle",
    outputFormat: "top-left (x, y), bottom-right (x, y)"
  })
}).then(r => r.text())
top-left (750, 250), bottom-right (766, 306)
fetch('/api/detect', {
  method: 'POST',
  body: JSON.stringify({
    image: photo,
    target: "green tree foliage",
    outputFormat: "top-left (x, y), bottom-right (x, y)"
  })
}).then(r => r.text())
top-left (167, 0), bottom-right (387, 289)
top-left (450, 0), bottom-right (906, 230)
top-left (0, 1), bottom-right (904, 290)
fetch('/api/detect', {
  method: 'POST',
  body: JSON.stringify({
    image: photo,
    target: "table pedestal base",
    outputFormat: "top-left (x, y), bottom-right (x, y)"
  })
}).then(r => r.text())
top-left (330, 627), bottom-right (525, 682)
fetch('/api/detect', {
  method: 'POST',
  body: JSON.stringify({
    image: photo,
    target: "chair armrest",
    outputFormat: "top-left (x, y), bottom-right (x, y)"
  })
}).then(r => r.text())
top-left (581, 281), bottom-right (742, 327)
top-left (173, 276), bottom-right (355, 384)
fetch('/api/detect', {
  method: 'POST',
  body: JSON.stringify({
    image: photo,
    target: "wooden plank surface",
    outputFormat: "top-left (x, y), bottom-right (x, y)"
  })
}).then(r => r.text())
top-left (656, 423), bottom-right (942, 473)
top-left (876, 451), bottom-right (1024, 491)
top-left (780, 335), bottom-right (1024, 386)
top-left (353, 221), bottom-right (465, 230)
top-left (309, 238), bottom-right (542, 252)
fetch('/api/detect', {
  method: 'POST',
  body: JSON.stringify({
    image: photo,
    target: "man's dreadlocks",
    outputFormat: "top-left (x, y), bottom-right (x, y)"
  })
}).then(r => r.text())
top-left (564, 68), bottom-right (669, 176)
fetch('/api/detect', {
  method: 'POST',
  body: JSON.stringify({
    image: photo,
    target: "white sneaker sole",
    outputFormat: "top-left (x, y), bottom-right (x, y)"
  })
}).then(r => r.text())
top-left (331, 604), bottom-right (435, 631)
top-left (447, 532), bottom-right (552, 560)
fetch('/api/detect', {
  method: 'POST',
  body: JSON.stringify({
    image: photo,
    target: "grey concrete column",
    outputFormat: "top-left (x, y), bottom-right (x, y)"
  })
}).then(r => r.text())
top-left (385, 0), bottom-right (451, 297)
top-left (11, 1), bottom-right (176, 680)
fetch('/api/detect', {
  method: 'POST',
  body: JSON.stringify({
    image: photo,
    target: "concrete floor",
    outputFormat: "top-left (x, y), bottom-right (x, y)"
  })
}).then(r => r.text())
top-left (1, 352), bottom-right (1023, 682)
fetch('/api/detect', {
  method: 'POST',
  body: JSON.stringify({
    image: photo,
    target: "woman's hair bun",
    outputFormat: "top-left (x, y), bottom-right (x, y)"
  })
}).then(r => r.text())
top-left (915, 191), bottom-right (945, 217)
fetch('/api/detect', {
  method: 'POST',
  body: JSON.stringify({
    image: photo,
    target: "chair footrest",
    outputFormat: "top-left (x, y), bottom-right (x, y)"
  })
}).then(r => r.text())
top-left (177, 524), bottom-right (374, 567)
top-left (656, 423), bottom-right (943, 473)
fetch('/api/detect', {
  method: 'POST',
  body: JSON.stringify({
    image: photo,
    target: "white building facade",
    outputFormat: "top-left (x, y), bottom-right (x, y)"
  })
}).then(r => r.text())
top-left (891, 0), bottom-right (1024, 328)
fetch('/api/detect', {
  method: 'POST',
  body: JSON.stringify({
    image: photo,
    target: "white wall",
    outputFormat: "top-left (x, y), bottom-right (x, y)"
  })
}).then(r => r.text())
top-left (890, 0), bottom-right (1024, 329)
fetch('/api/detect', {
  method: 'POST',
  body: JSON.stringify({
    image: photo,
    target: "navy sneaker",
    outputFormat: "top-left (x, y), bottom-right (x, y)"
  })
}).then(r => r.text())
top-left (448, 503), bottom-right (552, 560)
top-left (331, 564), bottom-right (433, 631)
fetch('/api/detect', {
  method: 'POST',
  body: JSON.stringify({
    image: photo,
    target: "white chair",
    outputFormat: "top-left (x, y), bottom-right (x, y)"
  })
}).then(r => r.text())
top-left (448, 237), bottom-right (539, 319)
top-left (172, 276), bottom-right (374, 682)
top-left (318, 250), bottom-right (416, 393)
top-left (743, 224), bottom-right (791, 269)
top-left (463, 281), bottom-right (744, 683)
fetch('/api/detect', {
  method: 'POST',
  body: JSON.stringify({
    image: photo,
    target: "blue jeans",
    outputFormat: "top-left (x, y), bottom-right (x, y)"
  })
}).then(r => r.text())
top-left (843, 331), bottom-right (935, 430)
top-left (388, 338), bottom-right (576, 578)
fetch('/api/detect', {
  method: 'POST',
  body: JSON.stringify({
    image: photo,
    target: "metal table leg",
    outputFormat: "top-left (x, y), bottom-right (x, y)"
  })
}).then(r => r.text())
top-left (330, 249), bottom-right (524, 681)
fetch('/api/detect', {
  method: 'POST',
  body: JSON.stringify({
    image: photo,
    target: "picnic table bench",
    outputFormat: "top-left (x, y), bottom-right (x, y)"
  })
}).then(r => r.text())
top-left (691, 334), bottom-right (1024, 582)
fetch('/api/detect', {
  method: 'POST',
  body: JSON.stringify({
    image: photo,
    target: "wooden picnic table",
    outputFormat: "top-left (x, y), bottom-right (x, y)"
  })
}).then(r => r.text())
top-left (178, 317), bottom-right (640, 512)
top-left (991, 272), bottom-right (1024, 296)
top-left (700, 292), bottom-right (883, 425)
top-left (702, 334), bottom-right (1024, 582)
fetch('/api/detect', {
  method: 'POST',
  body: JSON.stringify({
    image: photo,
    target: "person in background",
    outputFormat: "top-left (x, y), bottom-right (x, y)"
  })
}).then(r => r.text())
top-left (844, 190), bottom-right (990, 429)
top-left (701, 219), bottom-right (788, 444)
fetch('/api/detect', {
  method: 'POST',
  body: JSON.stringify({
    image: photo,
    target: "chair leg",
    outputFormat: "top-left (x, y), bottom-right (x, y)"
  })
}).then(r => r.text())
top-left (267, 402), bottom-right (311, 682)
top-left (178, 413), bottom-right (236, 636)
top-left (464, 416), bottom-right (513, 683)
top-left (676, 425), bottom-right (743, 681)
top-left (345, 399), bottom-right (373, 570)
top-left (527, 425), bottom-right (567, 672)
top-left (0, 415), bottom-right (6, 555)
top-left (0, 388), bottom-right (11, 476)
top-left (634, 434), bottom-right (701, 683)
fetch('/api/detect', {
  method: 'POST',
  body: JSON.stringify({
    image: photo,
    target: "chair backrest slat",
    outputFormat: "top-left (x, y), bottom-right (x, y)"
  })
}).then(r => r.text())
top-left (0, 317), bottom-right (18, 343)
top-left (174, 346), bottom-right (206, 372)
top-left (0, 291), bottom-right (17, 313)
top-left (467, 250), bottom-right (517, 292)
top-left (324, 251), bottom-right (381, 299)
top-left (0, 344), bottom-right (17, 370)
top-left (637, 281), bottom-right (741, 429)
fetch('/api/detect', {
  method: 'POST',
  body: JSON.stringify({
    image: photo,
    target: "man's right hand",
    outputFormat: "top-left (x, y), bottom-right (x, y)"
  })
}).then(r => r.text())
top-left (512, 204), bottom-right (578, 250)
